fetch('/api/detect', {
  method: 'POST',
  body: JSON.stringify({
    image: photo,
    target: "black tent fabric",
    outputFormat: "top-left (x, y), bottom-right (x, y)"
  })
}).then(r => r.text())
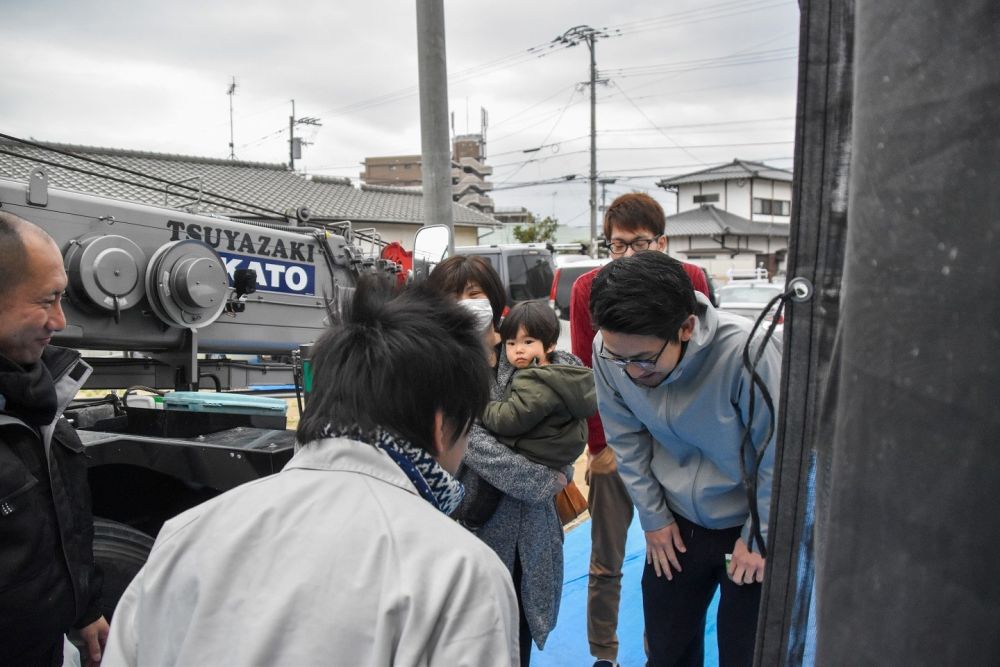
top-left (817, 0), bottom-right (1000, 662)
top-left (762, 0), bottom-right (1000, 664)
top-left (755, 0), bottom-right (853, 663)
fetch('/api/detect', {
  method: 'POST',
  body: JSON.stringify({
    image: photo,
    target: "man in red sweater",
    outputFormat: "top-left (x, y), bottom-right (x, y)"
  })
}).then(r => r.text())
top-left (570, 192), bottom-right (709, 667)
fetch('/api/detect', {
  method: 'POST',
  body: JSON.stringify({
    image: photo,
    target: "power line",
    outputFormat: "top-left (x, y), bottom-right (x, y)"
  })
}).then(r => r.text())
top-left (488, 141), bottom-right (794, 170)
top-left (233, 2), bottom-right (798, 183)
top-left (603, 116), bottom-right (795, 132)
top-left (237, 126), bottom-right (288, 151)
top-left (489, 105), bottom-right (587, 145)
top-left (492, 175), bottom-right (585, 192)
top-left (547, 24), bottom-right (620, 257)
top-left (610, 30), bottom-right (798, 99)
top-left (605, 0), bottom-right (795, 37)
top-left (606, 75), bottom-right (797, 105)
top-left (489, 83), bottom-right (579, 132)
top-left (0, 134), bottom-right (289, 218)
top-left (480, 28), bottom-right (794, 147)
top-left (488, 116), bottom-right (795, 159)
top-left (294, 0), bottom-right (794, 132)
top-left (315, 37), bottom-right (579, 121)
top-left (602, 47), bottom-right (797, 78)
top-left (305, 163), bottom-right (362, 172)
top-left (494, 86), bottom-right (582, 186)
top-left (489, 71), bottom-right (797, 152)
top-left (611, 81), bottom-right (706, 165)
top-left (598, 156), bottom-right (794, 176)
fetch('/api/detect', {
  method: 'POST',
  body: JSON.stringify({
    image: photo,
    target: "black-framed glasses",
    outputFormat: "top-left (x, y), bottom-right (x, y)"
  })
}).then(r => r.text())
top-left (604, 235), bottom-right (662, 255)
top-left (598, 338), bottom-right (670, 372)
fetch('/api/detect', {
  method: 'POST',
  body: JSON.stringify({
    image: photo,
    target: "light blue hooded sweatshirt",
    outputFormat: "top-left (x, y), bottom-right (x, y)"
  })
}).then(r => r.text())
top-left (592, 292), bottom-right (782, 551)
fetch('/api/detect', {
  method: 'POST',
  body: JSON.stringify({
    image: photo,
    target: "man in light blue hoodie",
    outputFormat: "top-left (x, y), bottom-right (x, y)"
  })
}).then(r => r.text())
top-left (589, 252), bottom-right (782, 666)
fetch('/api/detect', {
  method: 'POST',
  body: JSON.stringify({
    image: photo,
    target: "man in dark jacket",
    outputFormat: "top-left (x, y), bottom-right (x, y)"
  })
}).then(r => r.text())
top-left (0, 211), bottom-right (107, 666)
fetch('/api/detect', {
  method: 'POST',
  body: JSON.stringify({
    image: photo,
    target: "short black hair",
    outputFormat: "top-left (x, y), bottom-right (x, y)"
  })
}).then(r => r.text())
top-left (424, 254), bottom-right (507, 328)
top-left (499, 300), bottom-right (560, 352)
top-left (0, 211), bottom-right (28, 301)
top-left (589, 252), bottom-right (697, 343)
top-left (297, 275), bottom-right (491, 454)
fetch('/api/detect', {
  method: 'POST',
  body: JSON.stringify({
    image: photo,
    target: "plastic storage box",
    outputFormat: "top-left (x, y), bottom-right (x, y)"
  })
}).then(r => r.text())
top-left (164, 392), bottom-right (288, 416)
top-left (125, 391), bottom-right (288, 437)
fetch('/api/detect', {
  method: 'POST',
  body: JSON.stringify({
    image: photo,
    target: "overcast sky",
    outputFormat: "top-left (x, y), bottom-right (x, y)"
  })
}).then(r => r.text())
top-left (0, 0), bottom-right (800, 233)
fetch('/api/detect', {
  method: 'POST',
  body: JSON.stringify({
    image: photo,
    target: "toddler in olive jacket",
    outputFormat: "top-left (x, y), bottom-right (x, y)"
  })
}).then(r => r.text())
top-left (460, 301), bottom-right (596, 528)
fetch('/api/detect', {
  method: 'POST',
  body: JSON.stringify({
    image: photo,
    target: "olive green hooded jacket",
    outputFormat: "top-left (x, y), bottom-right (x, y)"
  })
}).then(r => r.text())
top-left (481, 356), bottom-right (596, 469)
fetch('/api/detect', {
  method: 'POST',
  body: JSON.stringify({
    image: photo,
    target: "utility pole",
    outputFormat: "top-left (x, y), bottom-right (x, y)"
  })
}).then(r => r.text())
top-left (227, 76), bottom-right (237, 160)
top-left (288, 99), bottom-right (322, 171)
top-left (415, 0), bottom-right (455, 254)
top-left (599, 177), bottom-right (618, 212)
top-left (553, 25), bottom-right (611, 257)
top-left (289, 99), bottom-right (295, 170)
top-left (589, 35), bottom-right (598, 257)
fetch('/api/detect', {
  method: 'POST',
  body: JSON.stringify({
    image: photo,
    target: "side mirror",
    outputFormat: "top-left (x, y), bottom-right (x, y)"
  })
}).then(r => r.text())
top-left (411, 224), bottom-right (451, 283)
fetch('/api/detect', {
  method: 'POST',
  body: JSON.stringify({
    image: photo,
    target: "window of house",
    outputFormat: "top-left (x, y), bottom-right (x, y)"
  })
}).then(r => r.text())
top-left (753, 198), bottom-right (791, 216)
top-left (693, 193), bottom-right (720, 204)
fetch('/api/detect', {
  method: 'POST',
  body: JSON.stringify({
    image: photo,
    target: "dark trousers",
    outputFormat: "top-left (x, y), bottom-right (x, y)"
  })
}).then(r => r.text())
top-left (512, 551), bottom-right (533, 667)
top-left (642, 515), bottom-right (761, 667)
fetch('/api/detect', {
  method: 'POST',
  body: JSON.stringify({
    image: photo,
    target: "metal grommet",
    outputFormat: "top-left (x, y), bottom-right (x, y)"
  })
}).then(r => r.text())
top-left (787, 277), bottom-right (814, 303)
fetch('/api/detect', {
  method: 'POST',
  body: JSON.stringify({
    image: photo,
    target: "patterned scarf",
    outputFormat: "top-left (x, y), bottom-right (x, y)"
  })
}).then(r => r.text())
top-left (319, 424), bottom-right (465, 515)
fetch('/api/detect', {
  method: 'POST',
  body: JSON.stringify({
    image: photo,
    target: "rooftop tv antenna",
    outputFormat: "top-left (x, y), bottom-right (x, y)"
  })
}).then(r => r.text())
top-left (227, 76), bottom-right (238, 159)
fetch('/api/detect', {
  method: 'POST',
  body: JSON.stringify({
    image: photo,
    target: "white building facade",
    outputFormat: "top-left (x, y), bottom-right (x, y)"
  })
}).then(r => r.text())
top-left (657, 159), bottom-right (792, 280)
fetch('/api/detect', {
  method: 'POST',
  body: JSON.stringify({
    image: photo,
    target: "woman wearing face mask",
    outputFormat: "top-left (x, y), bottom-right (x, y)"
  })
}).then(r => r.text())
top-left (426, 255), bottom-right (504, 364)
top-left (426, 255), bottom-right (571, 666)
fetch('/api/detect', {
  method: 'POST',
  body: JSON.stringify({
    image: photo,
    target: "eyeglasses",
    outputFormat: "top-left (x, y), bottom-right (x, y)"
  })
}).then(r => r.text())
top-left (604, 236), bottom-right (661, 256)
top-left (598, 338), bottom-right (670, 372)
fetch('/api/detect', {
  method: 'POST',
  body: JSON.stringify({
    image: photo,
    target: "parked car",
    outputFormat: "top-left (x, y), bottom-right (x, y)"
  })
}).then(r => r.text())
top-left (716, 282), bottom-right (785, 323)
top-left (456, 243), bottom-right (555, 307)
top-left (548, 259), bottom-right (610, 320)
top-left (700, 267), bottom-right (720, 307)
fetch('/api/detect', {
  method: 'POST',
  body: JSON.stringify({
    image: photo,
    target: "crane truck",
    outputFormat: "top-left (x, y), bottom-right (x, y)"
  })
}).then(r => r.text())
top-left (0, 168), bottom-right (428, 616)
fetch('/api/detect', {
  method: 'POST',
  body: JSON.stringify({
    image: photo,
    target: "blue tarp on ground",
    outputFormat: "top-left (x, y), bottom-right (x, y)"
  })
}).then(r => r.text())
top-left (533, 514), bottom-right (721, 667)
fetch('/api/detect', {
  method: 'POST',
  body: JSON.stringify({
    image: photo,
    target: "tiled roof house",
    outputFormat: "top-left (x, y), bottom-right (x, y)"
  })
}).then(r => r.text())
top-left (655, 158), bottom-right (793, 278)
top-left (0, 137), bottom-right (496, 247)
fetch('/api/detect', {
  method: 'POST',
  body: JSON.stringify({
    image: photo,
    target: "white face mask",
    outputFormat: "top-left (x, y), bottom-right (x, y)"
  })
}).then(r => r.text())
top-left (458, 298), bottom-right (495, 335)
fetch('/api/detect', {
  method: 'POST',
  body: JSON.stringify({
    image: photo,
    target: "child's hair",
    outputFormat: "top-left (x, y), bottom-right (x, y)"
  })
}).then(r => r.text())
top-left (499, 301), bottom-right (560, 354)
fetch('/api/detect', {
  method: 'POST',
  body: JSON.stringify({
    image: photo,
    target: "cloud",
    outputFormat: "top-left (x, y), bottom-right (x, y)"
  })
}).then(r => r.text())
top-left (0, 0), bottom-right (800, 223)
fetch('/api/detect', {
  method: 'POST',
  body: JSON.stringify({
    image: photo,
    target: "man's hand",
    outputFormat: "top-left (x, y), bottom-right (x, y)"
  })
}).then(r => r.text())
top-left (554, 471), bottom-right (568, 490)
top-left (79, 616), bottom-right (110, 666)
top-left (645, 521), bottom-right (687, 580)
top-left (727, 538), bottom-right (766, 585)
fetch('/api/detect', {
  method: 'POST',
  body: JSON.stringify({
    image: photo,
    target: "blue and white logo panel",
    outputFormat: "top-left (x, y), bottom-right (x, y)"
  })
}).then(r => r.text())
top-left (218, 252), bottom-right (316, 296)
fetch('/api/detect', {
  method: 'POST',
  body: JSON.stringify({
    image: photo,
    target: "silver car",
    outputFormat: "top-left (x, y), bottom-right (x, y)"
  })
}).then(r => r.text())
top-left (716, 282), bottom-right (785, 324)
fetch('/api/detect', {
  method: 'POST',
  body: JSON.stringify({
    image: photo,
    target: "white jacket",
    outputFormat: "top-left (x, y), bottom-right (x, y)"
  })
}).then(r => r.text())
top-left (103, 437), bottom-right (519, 666)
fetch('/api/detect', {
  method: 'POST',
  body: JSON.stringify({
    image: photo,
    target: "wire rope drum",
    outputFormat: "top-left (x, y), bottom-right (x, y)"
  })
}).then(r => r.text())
top-left (144, 239), bottom-right (229, 329)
